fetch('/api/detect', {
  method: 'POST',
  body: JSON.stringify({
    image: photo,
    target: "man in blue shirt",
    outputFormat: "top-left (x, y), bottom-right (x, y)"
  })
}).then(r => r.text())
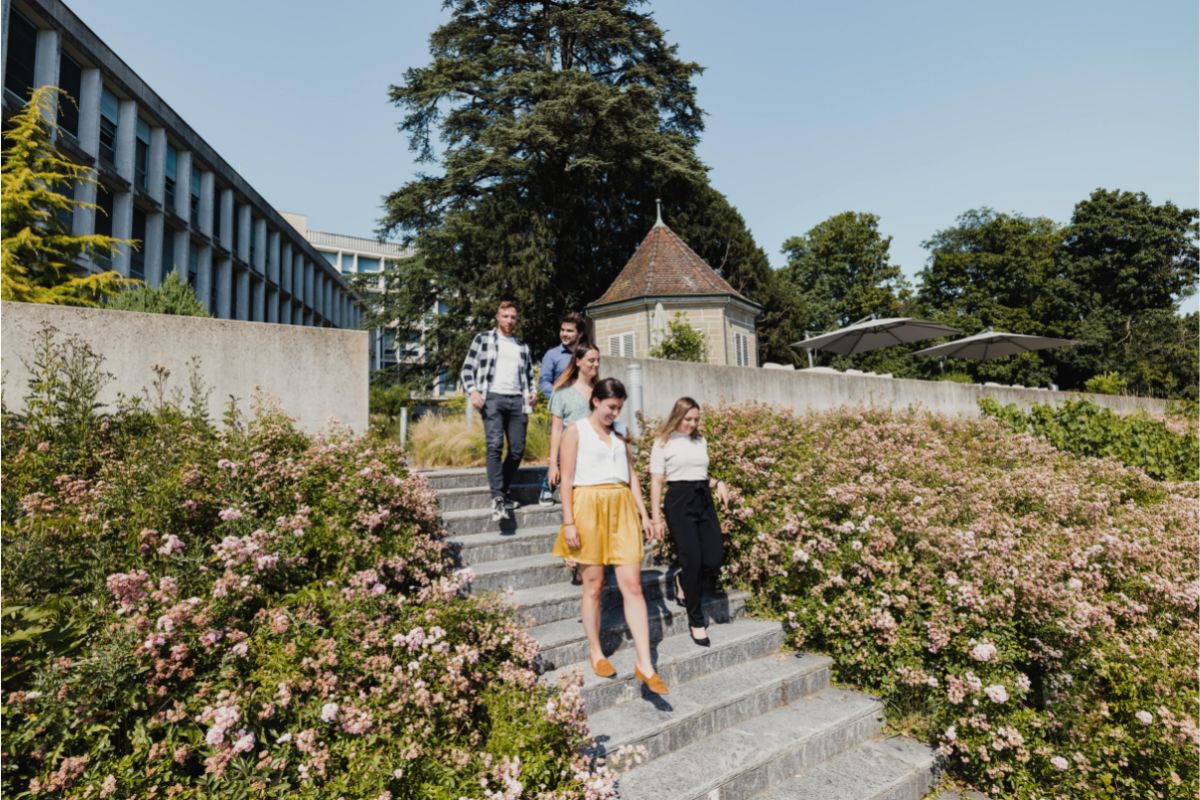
top-left (537, 312), bottom-right (585, 505)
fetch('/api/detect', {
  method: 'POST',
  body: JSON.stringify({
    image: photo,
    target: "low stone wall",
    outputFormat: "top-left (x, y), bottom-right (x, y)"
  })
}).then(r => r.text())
top-left (598, 356), bottom-right (1168, 431)
top-left (1, 302), bottom-right (368, 433)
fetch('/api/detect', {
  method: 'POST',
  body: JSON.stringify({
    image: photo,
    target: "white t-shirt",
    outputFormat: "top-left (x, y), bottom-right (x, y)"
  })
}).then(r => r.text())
top-left (491, 334), bottom-right (523, 395)
top-left (572, 419), bottom-right (630, 486)
top-left (649, 432), bottom-right (709, 481)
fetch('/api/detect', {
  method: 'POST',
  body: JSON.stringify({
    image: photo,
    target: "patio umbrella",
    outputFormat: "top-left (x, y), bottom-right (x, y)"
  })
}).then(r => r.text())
top-left (791, 317), bottom-right (962, 356)
top-left (912, 329), bottom-right (1080, 360)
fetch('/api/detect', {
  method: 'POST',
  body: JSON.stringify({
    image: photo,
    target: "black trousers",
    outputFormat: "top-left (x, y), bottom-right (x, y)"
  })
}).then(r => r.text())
top-left (482, 393), bottom-right (527, 499)
top-left (664, 480), bottom-right (724, 628)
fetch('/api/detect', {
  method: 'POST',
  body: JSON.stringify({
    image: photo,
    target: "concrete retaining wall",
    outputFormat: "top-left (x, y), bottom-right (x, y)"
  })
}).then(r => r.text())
top-left (598, 356), bottom-right (1168, 430)
top-left (1, 302), bottom-right (368, 433)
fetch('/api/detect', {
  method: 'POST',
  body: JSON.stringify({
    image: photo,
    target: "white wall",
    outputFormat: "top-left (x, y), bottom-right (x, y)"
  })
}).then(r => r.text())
top-left (2, 302), bottom-right (368, 433)
top-left (599, 356), bottom-right (1168, 431)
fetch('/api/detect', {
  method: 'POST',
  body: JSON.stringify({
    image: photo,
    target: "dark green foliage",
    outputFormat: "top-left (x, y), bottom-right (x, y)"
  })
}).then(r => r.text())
top-left (914, 194), bottom-right (1198, 397)
top-left (774, 211), bottom-right (917, 373)
top-left (782, 211), bottom-right (910, 332)
top-left (380, 0), bottom-right (770, 382)
top-left (106, 271), bottom-right (211, 317)
top-left (979, 398), bottom-right (1198, 481)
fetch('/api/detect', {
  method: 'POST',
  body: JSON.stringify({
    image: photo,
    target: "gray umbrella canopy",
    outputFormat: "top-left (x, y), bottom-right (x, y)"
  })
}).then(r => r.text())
top-left (913, 330), bottom-right (1080, 360)
top-left (791, 317), bottom-right (962, 355)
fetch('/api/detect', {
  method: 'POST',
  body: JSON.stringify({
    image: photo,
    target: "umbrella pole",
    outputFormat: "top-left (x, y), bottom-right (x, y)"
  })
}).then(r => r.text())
top-left (806, 348), bottom-right (813, 369)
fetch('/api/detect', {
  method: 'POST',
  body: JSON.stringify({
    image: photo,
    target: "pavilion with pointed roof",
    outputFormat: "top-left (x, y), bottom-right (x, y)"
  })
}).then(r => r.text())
top-left (587, 205), bottom-right (762, 367)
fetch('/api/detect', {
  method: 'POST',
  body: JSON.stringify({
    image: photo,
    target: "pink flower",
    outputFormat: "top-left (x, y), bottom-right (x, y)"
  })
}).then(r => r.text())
top-left (320, 702), bottom-right (339, 723)
top-left (99, 775), bottom-right (117, 797)
top-left (157, 534), bottom-right (184, 556)
top-left (970, 642), bottom-right (997, 662)
top-left (231, 730), bottom-right (255, 754)
top-left (984, 684), bottom-right (1009, 704)
top-left (218, 508), bottom-right (243, 522)
top-left (1051, 755), bottom-right (1069, 771)
top-left (1135, 710), bottom-right (1153, 725)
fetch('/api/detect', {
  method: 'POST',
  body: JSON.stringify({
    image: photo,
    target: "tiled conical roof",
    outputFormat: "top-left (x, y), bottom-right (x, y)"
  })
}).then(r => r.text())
top-left (589, 220), bottom-right (756, 308)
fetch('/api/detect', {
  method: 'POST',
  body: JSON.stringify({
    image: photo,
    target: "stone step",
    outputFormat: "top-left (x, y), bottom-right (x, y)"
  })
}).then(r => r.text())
top-left (419, 466), bottom-right (546, 492)
top-left (437, 482), bottom-right (546, 512)
top-left (750, 736), bottom-right (939, 800)
top-left (586, 649), bottom-right (831, 763)
top-left (531, 589), bottom-right (751, 673)
top-left (511, 567), bottom-right (697, 628)
top-left (542, 617), bottom-right (790, 714)
top-left (469, 552), bottom-right (572, 593)
top-left (449, 525), bottom-right (562, 567)
top-left (442, 502), bottom-right (563, 537)
top-left (615, 687), bottom-right (884, 800)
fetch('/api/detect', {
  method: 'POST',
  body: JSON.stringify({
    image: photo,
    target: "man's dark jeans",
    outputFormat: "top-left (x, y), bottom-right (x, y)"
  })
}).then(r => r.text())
top-left (482, 393), bottom-right (527, 500)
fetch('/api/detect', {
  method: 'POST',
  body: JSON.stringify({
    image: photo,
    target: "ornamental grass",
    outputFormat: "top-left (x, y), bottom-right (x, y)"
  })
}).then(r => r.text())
top-left (641, 405), bottom-right (1198, 800)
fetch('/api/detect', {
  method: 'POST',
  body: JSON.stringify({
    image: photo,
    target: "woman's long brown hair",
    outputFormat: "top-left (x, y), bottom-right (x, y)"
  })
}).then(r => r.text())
top-left (655, 396), bottom-right (701, 445)
top-left (552, 343), bottom-right (601, 392)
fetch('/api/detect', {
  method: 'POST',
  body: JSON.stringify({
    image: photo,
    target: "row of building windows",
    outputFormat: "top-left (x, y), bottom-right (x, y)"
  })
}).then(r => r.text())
top-left (3, 4), bottom-right (363, 330)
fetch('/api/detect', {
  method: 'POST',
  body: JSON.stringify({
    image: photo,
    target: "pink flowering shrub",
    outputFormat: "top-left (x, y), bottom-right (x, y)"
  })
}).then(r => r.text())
top-left (3, 396), bottom-right (614, 798)
top-left (639, 405), bottom-right (1197, 799)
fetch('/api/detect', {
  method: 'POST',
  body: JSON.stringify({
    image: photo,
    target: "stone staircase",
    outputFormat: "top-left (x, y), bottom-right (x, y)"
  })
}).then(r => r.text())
top-left (424, 466), bottom-right (941, 800)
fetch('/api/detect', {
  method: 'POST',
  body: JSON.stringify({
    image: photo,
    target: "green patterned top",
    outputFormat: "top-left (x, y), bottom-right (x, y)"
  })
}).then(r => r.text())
top-left (549, 384), bottom-right (591, 426)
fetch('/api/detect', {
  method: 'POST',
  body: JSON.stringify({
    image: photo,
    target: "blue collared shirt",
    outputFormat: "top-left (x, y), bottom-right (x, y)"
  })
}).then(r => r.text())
top-left (539, 344), bottom-right (574, 398)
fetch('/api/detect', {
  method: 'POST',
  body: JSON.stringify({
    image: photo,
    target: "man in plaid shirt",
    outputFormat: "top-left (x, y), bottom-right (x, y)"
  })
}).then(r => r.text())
top-left (461, 300), bottom-right (538, 522)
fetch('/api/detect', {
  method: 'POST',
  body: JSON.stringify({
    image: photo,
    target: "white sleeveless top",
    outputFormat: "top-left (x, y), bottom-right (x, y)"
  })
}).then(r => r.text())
top-left (572, 419), bottom-right (630, 486)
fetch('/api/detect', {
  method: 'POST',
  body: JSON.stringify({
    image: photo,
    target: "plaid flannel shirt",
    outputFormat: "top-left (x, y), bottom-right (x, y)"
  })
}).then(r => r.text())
top-left (460, 329), bottom-right (534, 397)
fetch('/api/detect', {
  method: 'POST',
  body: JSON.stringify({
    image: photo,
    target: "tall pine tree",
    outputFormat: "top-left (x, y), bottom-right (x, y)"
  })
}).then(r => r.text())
top-left (379, 0), bottom-right (770, 383)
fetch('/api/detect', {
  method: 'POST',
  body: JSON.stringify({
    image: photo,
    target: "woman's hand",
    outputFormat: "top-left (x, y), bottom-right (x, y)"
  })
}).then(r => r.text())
top-left (564, 522), bottom-right (580, 549)
top-left (642, 517), bottom-right (657, 543)
top-left (548, 463), bottom-right (560, 488)
top-left (714, 480), bottom-right (732, 505)
top-left (652, 519), bottom-right (667, 540)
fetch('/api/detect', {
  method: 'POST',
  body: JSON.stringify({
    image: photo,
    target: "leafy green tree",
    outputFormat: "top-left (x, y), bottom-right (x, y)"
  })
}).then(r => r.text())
top-left (775, 212), bottom-right (913, 372)
top-left (916, 208), bottom-right (1067, 387)
top-left (781, 211), bottom-right (910, 332)
top-left (1055, 189), bottom-right (1199, 396)
top-left (380, 0), bottom-right (767, 378)
top-left (649, 312), bottom-right (707, 362)
top-left (106, 272), bottom-right (210, 317)
top-left (1, 85), bottom-right (130, 305)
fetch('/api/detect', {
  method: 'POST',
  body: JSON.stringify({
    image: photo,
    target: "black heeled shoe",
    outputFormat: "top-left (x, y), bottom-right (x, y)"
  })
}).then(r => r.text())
top-left (689, 628), bottom-right (711, 647)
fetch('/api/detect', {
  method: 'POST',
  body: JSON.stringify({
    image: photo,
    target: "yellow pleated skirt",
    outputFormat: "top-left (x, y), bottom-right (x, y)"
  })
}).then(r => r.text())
top-left (551, 483), bottom-right (644, 566)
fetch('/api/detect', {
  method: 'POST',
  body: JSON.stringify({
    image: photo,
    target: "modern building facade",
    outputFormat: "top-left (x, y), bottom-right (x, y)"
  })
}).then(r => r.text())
top-left (2, 0), bottom-right (363, 329)
top-left (281, 212), bottom-right (409, 372)
top-left (283, 213), bottom-right (451, 393)
top-left (588, 211), bottom-right (761, 367)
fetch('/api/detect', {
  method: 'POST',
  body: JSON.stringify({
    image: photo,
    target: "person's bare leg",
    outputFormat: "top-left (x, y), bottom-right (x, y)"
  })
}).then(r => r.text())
top-left (615, 563), bottom-right (655, 676)
top-left (580, 565), bottom-right (606, 665)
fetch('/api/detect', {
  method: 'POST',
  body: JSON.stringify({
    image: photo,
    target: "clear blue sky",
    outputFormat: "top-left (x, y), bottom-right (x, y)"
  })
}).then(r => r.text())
top-left (68, 0), bottom-right (1199, 309)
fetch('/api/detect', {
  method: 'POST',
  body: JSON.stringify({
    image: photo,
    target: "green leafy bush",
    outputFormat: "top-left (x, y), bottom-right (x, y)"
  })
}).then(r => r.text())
top-left (1, 333), bottom-right (619, 798)
top-left (649, 313), bottom-right (708, 362)
top-left (106, 271), bottom-right (210, 317)
top-left (638, 405), bottom-right (1197, 799)
top-left (979, 397), bottom-right (1198, 481)
top-left (1083, 371), bottom-right (1127, 395)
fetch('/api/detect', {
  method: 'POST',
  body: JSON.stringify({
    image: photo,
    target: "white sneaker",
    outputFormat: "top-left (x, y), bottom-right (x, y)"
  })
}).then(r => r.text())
top-left (491, 497), bottom-right (510, 522)
top-left (538, 489), bottom-right (554, 506)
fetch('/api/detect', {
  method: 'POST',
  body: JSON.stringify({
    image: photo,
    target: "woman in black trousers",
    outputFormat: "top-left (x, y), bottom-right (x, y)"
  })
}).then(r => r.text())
top-left (649, 397), bottom-right (730, 646)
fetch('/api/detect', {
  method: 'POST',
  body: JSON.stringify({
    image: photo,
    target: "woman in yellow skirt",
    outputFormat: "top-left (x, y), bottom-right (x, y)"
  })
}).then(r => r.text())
top-left (552, 378), bottom-right (668, 694)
